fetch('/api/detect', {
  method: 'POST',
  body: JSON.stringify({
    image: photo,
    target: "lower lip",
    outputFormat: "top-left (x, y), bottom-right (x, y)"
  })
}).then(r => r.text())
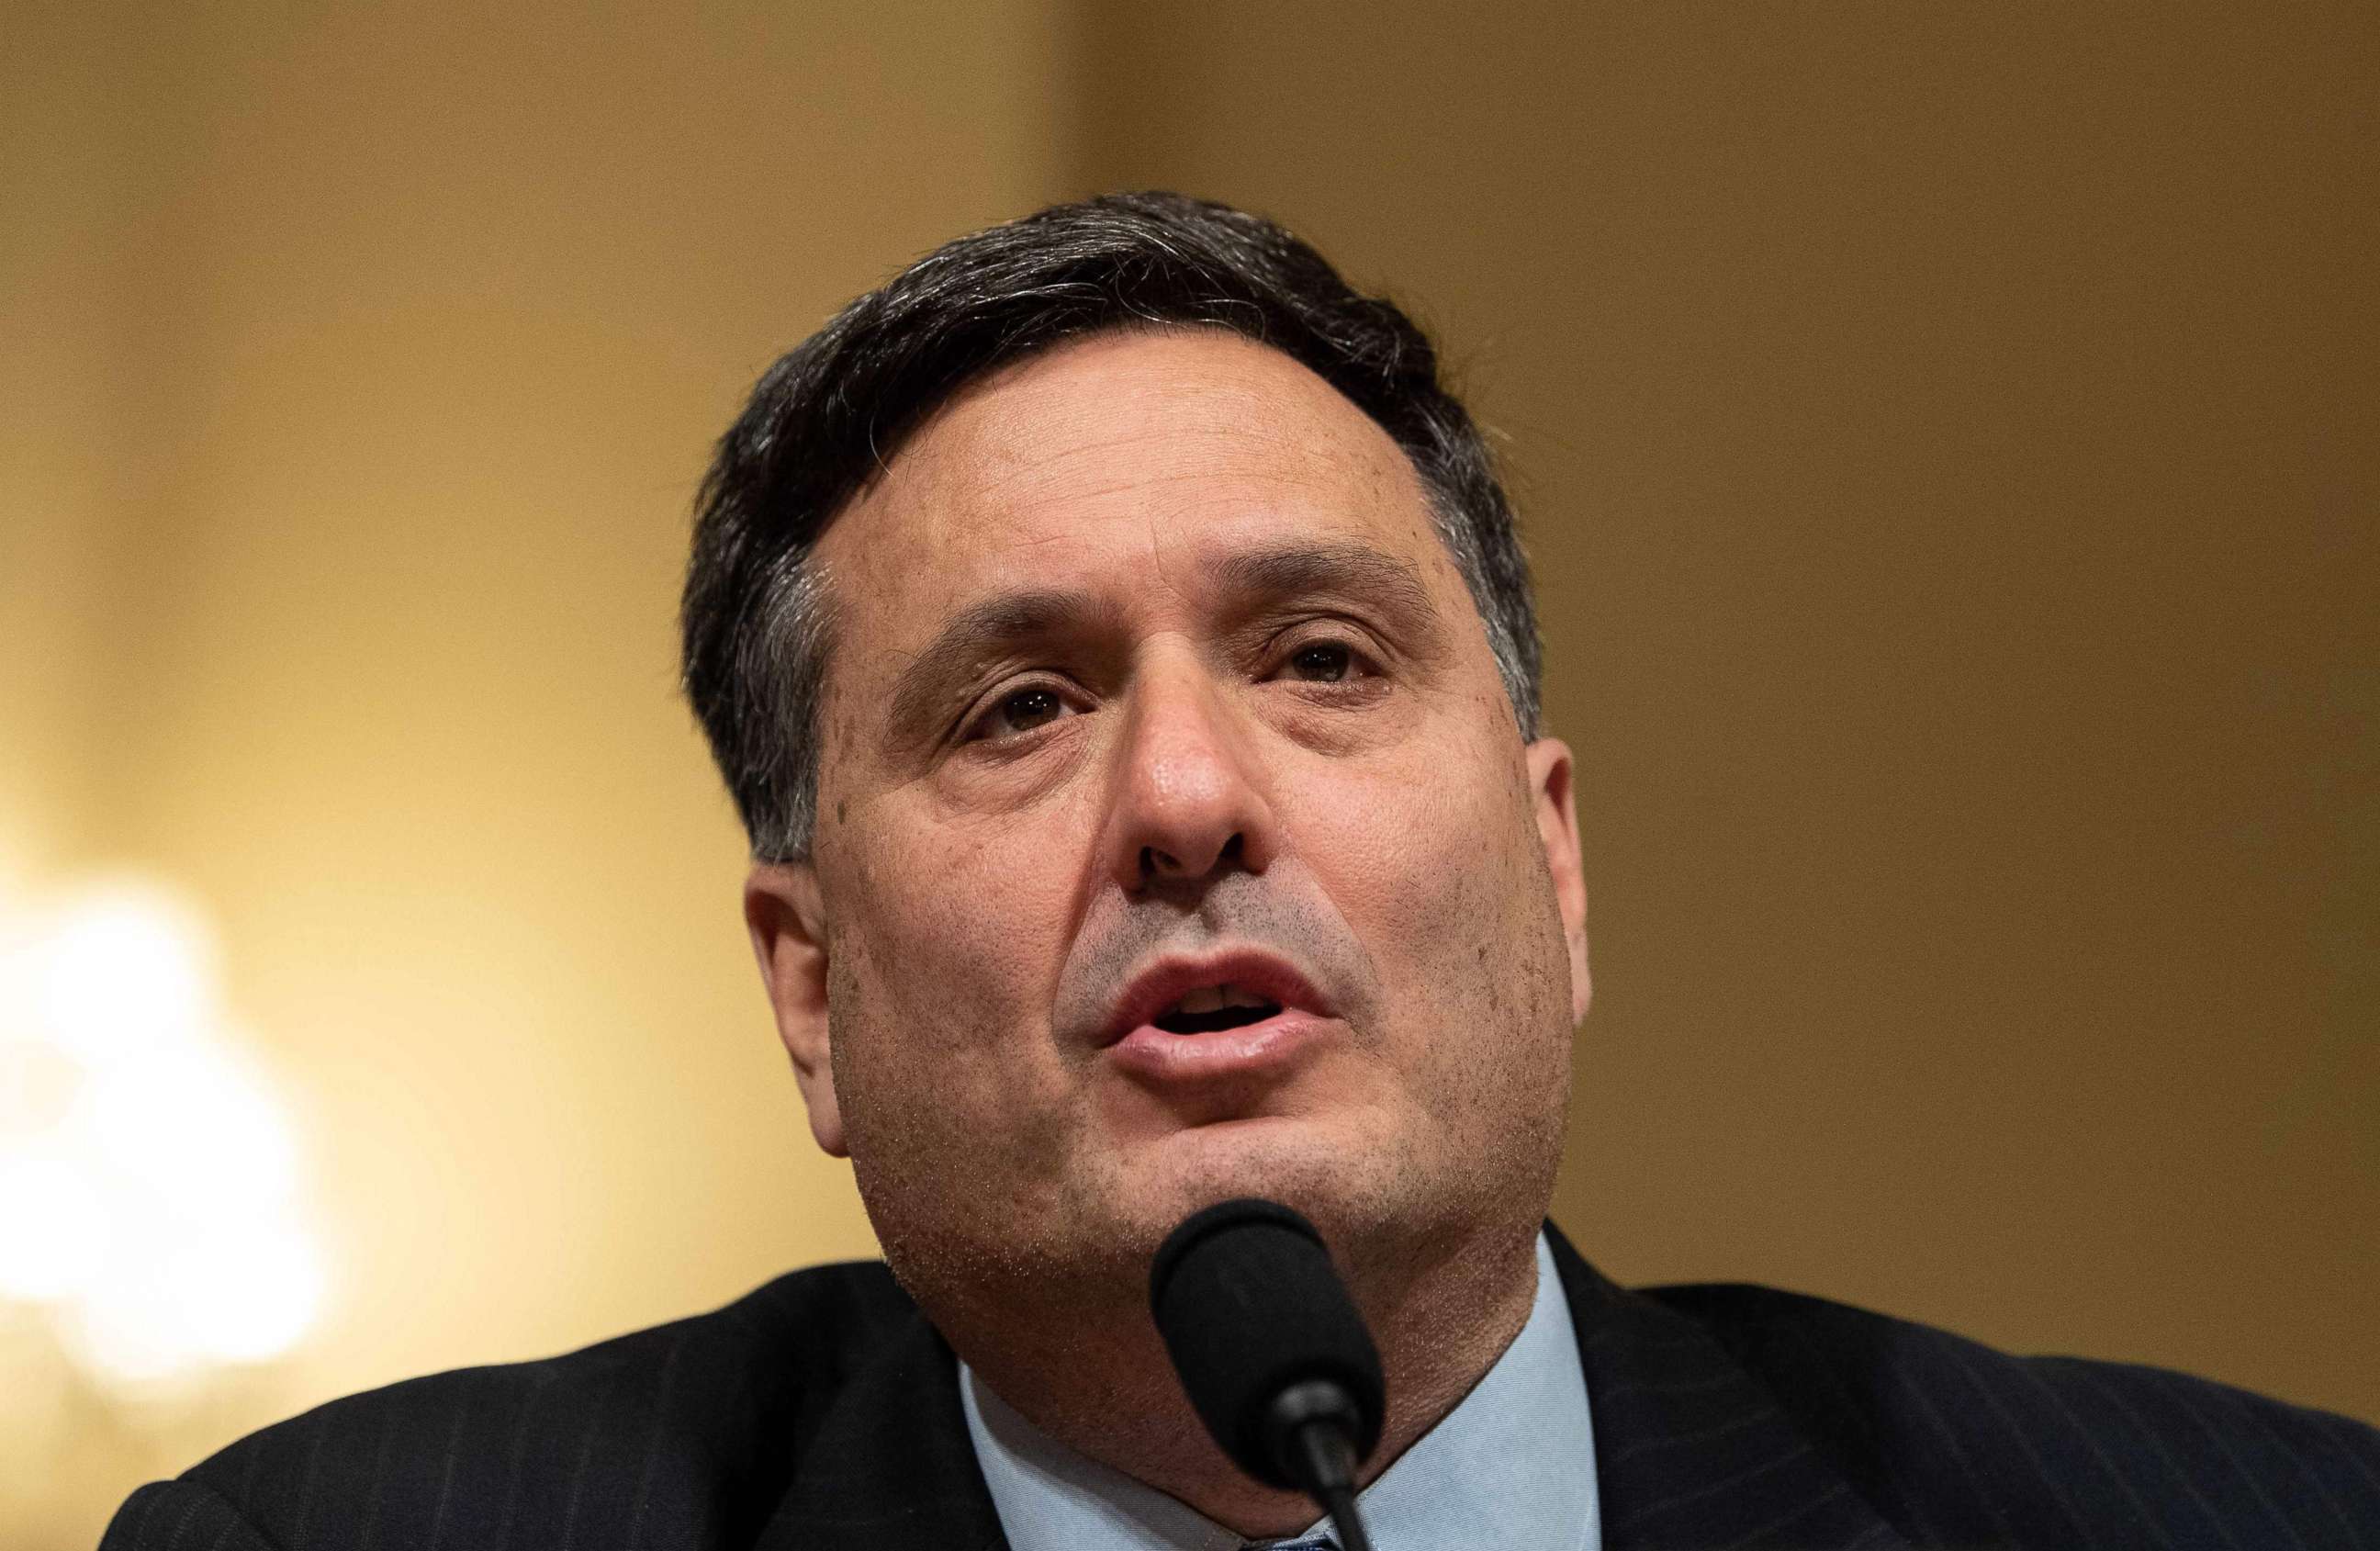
top-left (1106, 1008), bottom-right (1333, 1085)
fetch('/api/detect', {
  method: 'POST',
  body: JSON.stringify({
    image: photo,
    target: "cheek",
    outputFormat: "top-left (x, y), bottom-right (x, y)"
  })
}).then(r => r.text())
top-left (1298, 742), bottom-right (1568, 1093)
top-left (825, 816), bottom-right (1084, 1124)
top-left (1304, 737), bottom-right (1516, 943)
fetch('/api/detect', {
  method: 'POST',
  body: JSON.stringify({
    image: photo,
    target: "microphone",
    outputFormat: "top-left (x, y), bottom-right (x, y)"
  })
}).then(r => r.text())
top-left (1149, 1199), bottom-right (1385, 1551)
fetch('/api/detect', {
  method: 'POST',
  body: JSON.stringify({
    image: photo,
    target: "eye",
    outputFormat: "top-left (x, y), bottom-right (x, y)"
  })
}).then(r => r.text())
top-left (964, 683), bottom-right (1076, 743)
top-left (1280, 640), bottom-right (1361, 683)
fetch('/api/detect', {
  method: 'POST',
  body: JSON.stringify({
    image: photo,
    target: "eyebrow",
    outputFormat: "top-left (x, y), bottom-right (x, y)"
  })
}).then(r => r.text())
top-left (881, 538), bottom-right (1443, 747)
top-left (885, 590), bottom-right (1118, 747)
top-left (1209, 539), bottom-right (1438, 627)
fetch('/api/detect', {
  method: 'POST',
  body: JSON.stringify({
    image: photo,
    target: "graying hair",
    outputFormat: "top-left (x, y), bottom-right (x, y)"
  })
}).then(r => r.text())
top-left (681, 193), bottom-right (1542, 862)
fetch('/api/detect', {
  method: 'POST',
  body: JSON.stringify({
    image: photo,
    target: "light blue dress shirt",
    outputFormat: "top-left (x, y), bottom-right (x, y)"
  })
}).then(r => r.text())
top-left (960, 1232), bottom-right (1600, 1551)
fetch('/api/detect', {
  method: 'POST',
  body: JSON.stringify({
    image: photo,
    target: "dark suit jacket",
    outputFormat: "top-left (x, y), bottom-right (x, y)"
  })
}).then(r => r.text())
top-left (103, 1227), bottom-right (2380, 1549)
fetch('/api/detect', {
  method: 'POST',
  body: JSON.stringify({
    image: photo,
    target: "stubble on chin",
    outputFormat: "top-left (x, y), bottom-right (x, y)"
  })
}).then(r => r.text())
top-left (828, 752), bottom-right (1577, 1422)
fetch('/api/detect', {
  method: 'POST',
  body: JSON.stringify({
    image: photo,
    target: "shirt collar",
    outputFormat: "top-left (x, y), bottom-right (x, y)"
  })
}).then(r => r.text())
top-left (960, 1231), bottom-right (1601, 1551)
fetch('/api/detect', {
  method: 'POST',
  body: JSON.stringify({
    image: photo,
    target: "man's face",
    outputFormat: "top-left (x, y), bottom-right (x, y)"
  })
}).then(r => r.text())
top-left (748, 329), bottom-right (1589, 1324)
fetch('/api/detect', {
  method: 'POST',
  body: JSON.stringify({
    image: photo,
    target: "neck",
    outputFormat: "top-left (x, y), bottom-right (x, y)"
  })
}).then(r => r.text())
top-left (949, 1217), bottom-right (1544, 1538)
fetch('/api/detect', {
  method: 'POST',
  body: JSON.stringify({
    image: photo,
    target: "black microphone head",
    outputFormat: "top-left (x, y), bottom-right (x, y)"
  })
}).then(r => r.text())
top-left (1149, 1198), bottom-right (1386, 1491)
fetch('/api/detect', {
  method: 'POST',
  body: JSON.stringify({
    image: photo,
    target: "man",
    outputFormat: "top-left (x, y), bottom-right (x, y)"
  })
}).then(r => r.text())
top-left (106, 194), bottom-right (2376, 1549)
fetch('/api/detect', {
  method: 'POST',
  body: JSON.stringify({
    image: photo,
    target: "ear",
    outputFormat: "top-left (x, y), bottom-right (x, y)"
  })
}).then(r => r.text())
top-left (1524, 737), bottom-right (1592, 1024)
top-left (745, 861), bottom-right (847, 1157)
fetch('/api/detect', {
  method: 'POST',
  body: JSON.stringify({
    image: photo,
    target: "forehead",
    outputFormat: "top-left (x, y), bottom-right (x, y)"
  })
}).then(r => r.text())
top-left (811, 328), bottom-right (1457, 662)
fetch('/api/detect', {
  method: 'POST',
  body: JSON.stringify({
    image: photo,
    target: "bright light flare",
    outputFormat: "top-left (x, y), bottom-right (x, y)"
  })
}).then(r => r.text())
top-left (0, 875), bottom-right (328, 1394)
top-left (32, 882), bottom-right (220, 1061)
top-left (0, 1153), bottom-right (110, 1301)
top-left (84, 1033), bottom-right (301, 1213)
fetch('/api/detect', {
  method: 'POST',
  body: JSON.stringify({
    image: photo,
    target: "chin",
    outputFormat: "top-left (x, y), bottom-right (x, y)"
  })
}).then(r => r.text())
top-left (1122, 1113), bottom-right (1431, 1249)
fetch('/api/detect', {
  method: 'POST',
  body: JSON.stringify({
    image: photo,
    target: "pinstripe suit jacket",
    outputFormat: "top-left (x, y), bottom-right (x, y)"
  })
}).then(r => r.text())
top-left (103, 1226), bottom-right (2380, 1550)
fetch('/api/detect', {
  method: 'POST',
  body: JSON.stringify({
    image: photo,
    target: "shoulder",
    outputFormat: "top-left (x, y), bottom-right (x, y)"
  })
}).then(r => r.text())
top-left (102, 1260), bottom-right (918, 1551)
top-left (1644, 1280), bottom-right (2380, 1549)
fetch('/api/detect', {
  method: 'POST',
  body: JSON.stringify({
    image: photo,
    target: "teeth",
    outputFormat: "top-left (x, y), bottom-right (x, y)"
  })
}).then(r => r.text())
top-left (1169, 983), bottom-right (1274, 1016)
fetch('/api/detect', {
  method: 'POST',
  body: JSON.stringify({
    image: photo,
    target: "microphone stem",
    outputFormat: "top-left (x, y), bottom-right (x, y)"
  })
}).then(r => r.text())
top-left (1290, 1421), bottom-right (1375, 1551)
top-left (1318, 1481), bottom-right (1375, 1551)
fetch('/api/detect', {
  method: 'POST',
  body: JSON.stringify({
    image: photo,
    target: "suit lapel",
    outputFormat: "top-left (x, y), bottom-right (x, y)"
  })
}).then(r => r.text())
top-left (1550, 1229), bottom-right (1912, 1550)
top-left (753, 1232), bottom-right (1910, 1551)
top-left (753, 1308), bottom-right (1011, 1551)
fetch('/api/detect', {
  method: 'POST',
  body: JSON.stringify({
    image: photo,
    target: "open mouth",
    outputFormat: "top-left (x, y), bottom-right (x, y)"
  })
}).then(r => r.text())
top-left (1151, 983), bottom-right (1284, 1035)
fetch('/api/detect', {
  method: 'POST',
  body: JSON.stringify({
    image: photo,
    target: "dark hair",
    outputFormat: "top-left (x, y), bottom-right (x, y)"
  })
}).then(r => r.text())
top-left (681, 191), bottom-right (1542, 862)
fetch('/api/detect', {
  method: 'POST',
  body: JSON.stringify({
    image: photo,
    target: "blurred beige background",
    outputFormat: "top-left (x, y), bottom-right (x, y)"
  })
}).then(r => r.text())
top-left (5, 3), bottom-right (2373, 1545)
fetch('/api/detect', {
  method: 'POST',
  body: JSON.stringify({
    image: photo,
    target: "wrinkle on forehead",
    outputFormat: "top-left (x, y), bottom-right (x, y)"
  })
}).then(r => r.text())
top-left (810, 329), bottom-right (1461, 769)
top-left (858, 331), bottom-right (1420, 543)
top-left (877, 536), bottom-right (1447, 757)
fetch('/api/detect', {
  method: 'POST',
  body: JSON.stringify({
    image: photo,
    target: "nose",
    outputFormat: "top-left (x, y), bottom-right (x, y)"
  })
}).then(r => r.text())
top-left (1102, 651), bottom-right (1278, 895)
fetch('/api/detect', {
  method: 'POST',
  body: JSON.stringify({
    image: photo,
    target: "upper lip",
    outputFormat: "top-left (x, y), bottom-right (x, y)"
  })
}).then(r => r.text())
top-left (1097, 948), bottom-right (1334, 1048)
